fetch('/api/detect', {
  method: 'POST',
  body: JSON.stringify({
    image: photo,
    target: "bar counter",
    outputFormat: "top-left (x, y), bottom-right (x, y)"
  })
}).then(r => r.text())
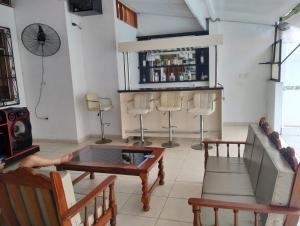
top-left (118, 86), bottom-right (224, 93)
top-left (119, 86), bottom-right (224, 140)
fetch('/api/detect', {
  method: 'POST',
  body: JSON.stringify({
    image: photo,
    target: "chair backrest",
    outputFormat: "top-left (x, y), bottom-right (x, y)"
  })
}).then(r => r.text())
top-left (86, 93), bottom-right (100, 112)
top-left (0, 167), bottom-right (80, 226)
top-left (160, 92), bottom-right (181, 108)
top-left (133, 94), bottom-right (153, 110)
top-left (193, 92), bottom-right (216, 113)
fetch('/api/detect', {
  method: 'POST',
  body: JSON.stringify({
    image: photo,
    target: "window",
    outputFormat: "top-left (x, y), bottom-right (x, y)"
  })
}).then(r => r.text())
top-left (116, 0), bottom-right (138, 28)
top-left (0, 0), bottom-right (11, 6)
top-left (0, 27), bottom-right (19, 107)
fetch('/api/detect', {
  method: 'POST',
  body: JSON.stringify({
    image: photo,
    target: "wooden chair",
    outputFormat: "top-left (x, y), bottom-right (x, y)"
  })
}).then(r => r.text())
top-left (0, 167), bottom-right (117, 226)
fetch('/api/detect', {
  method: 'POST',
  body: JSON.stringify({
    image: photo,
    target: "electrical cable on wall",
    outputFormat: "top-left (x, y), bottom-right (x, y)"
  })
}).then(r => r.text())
top-left (21, 23), bottom-right (61, 120)
top-left (34, 47), bottom-right (48, 120)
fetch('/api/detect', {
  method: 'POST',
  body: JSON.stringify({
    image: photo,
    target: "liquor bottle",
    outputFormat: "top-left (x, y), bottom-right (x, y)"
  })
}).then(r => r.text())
top-left (154, 72), bottom-right (159, 82)
top-left (200, 51), bottom-right (204, 64)
top-left (188, 71), bottom-right (192, 80)
top-left (142, 73), bottom-right (146, 83)
top-left (161, 68), bottom-right (166, 82)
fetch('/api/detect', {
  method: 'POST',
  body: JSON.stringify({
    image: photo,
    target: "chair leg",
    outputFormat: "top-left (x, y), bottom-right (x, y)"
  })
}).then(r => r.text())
top-left (162, 111), bottom-right (179, 148)
top-left (134, 114), bottom-right (152, 147)
top-left (191, 115), bottom-right (212, 150)
top-left (96, 110), bottom-right (112, 144)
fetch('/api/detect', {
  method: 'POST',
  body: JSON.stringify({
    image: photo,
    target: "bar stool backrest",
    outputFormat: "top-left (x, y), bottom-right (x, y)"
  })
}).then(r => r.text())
top-left (160, 92), bottom-right (181, 108)
top-left (86, 93), bottom-right (100, 112)
top-left (133, 94), bottom-right (153, 110)
top-left (193, 92), bottom-right (216, 114)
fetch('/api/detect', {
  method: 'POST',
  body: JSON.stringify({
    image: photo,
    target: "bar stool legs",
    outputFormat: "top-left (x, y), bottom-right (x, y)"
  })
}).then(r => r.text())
top-left (96, 110), bottom-right (112, 144)
top-left (191, 115), bottom-right (213, 150)
top-left (162, 111), bottom-right (180, 148)
top-left (133, 114), bottom-right (152, 147)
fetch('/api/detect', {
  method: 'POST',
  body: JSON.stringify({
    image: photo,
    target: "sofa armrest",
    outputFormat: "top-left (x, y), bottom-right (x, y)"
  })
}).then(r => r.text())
top-left (202, 140), bottom-right (246, 167)
top-left (62, 175), bottom-right (117, 225)
top-left (188, 198), bottom-right (300, 226)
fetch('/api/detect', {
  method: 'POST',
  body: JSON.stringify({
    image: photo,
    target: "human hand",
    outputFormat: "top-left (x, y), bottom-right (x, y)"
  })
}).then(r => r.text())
top-left (0, 162), bottom-right (5, 171)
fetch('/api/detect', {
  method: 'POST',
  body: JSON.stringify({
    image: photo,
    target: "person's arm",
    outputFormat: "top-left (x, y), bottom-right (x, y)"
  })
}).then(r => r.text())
top-left (0, 162), bottom-right (5, 172)
top-left (20, 153), bottom-right (73, 168)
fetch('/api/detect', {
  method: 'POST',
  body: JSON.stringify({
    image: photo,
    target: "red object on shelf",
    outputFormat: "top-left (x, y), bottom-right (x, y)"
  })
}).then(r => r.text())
top-left (0, 107), bottom-right (39, 164)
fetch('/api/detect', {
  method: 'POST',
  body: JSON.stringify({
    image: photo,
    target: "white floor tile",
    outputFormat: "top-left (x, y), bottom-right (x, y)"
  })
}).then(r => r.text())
top-left (169, 182), bottom-right (202, 199)
top-left (120, 194), bottom-right (167, 218)
top-left (156, 219), bottom-right (191, 226)
top-left (116, 214), bottom-right (156, 226)
top-left (160, 198), bottom-right (193, 222)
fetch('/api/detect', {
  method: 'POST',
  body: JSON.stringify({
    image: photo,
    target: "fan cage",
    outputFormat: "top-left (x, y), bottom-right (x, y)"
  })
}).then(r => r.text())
top-left (21, 23), bottom-right (61, 57)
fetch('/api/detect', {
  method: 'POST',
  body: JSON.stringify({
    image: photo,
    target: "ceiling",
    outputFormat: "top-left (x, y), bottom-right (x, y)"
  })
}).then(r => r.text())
top-left (208, 0), bottom-right (300, 25)
top-left (120, 0), bottom-right (195, 18)
top-left (121, 0), bottom-right (300, 26)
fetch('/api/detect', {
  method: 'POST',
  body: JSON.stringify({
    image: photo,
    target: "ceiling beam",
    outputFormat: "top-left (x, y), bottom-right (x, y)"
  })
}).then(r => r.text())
top-left (184, 0), bottom-right (211, 29)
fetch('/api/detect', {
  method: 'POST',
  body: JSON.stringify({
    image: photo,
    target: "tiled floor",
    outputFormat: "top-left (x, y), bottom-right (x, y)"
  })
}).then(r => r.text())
top-left (5, 125), bottom-right (248, 226)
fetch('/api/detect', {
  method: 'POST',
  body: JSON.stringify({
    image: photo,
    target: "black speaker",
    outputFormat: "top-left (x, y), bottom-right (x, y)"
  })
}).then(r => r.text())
top-left (68, 0), bottom-right (102, 16)
top-left (0, 107), bottom-right (39, 165)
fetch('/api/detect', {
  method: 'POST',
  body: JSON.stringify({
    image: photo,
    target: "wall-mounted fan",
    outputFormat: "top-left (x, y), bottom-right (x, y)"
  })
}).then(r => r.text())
top-left (21, 23), bottom-right (61, 57)
top-left (21, 23), bottom-right (61, 120)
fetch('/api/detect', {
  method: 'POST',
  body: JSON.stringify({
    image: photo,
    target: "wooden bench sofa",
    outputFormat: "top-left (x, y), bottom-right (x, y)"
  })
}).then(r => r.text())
top-left (189, 119), bottom-right (300, 226)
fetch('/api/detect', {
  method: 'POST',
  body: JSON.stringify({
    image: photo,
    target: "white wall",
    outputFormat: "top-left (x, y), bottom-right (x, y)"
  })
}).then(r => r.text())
top-left (210, 21), bottom-right (273, 123)
top-left (0, 4), bottom-right (26, 108)
top-left (64, 5), bottom-right (89, 141)
top-left (137, 14), bottom-right (201, 36)
top-left (80, 0), bottom-right (121, 136)
top-left (115, 20), bottom-right (138, 90)
top-left (14, 0), bottom-right (78, 141)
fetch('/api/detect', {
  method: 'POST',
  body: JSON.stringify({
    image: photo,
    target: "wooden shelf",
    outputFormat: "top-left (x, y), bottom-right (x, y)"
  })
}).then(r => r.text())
top-left (139, 64), bottom-right (197, 69)
top-left (139, 79), bottom-right (209, 84)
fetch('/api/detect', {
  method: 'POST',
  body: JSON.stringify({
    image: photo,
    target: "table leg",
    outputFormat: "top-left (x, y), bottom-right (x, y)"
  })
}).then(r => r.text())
top-left (90, 172), bottom-right (95, 180)
top-left (140, 173), bottom-right (150, 212)
top-left (158, 157), bottom-right (165, 186)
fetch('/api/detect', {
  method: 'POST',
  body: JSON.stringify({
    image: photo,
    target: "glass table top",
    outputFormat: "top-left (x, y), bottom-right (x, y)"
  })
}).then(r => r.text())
top-left (72, 148), bottom-right (155, 167)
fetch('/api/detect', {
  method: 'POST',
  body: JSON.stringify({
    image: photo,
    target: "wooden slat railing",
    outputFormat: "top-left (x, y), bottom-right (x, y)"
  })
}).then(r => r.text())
top-left (203, 140), bottom-right (247, 167)
top-left (188, 198), bottom-right (300, 226)
top-left (116, 0), bottom-right (138, 28)
top-left (62, 176), bottom-right (117, 226)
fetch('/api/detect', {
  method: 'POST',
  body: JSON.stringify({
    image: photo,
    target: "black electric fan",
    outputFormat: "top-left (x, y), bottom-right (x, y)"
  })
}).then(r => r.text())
top-left (21, 23), bottom-right (61, 57)
top-left (21, 23), bottom-right (61, 120)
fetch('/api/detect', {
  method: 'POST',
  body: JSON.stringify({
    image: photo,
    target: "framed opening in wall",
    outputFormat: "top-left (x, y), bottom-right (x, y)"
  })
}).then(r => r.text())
top-left (271, 40), bottom-right (282, 81)
top-left (0, 26), bottom-right (20, 107)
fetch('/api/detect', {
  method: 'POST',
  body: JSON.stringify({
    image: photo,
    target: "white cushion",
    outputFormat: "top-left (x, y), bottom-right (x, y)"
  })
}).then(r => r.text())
top-left (206, 157), bottom-right (248, 174)
top-left (203, 172), bottom-right (254, 196)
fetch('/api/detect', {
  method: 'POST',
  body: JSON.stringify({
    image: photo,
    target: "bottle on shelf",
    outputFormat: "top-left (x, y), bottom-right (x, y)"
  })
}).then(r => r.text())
top-left (142, 73), bottom-right (147, 83)
top-left (170, 73), bottom-right (176, 81)
top-left (150, 68), bottom-right (155, 82)
top-left (154, 72), bottom-right (160, 82)
top-left (179, 73), bottom-right (184, 81)
top-left (188, 70), bottom-right (192, 81)
top-left (161, 68), bottom-right (166, 82)
top-left (200, 51), bottom-right (205, 64)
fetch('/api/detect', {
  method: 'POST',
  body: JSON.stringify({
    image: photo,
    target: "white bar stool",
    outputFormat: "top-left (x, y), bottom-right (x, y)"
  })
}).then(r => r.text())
top-left (188, 92), bottom-right (216, 150)
top-left (86, 93), bottom-right (113, 144)
top-left (157, 92), bottom-right (182, 148)
top-left (127, 94), bottom-right (154, 147)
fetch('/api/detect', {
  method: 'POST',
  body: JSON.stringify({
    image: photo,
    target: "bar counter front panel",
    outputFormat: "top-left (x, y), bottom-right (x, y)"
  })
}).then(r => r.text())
top-left (119, 86), bottom-right (223, 140)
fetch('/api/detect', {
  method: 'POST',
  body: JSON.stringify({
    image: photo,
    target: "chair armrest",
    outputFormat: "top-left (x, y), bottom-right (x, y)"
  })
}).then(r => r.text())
top-left (203, 140), bottom-right (247, 167)
top-left (188, 198), bottom-right (300, 216)
top-left (62, 175), bottom-right (117, 222)
top-left (202, 140), bottom-right (247, 145)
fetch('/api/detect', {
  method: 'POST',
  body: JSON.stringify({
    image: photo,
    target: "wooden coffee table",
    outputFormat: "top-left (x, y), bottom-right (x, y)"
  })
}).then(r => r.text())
top-left (56, 144), bottom-right (165, 211)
